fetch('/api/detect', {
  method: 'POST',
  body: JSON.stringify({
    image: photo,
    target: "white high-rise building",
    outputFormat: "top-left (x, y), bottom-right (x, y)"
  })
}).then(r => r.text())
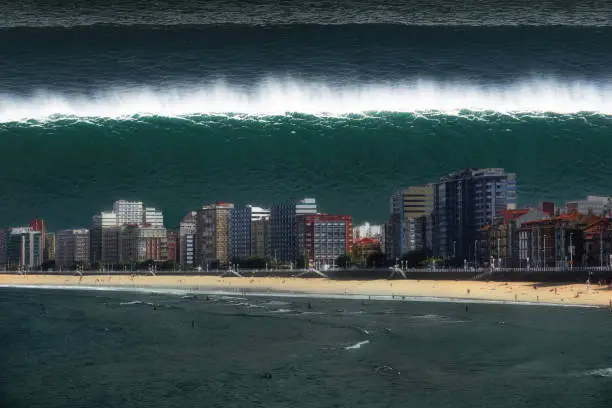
top-left (180, 211), bottom-right (197, 267)
top-left (144, 207), bottom-right (164, 227)
top-left (566, 196), bottom-right (612, 216)
top-left (113, 200), bottom-right (144, 225)
top-left (353, 222), bottom-right (383, 241)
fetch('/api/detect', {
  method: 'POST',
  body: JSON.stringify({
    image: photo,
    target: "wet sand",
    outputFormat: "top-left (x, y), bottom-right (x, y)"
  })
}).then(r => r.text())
top-left (1, 274), bottom-right (611, 307)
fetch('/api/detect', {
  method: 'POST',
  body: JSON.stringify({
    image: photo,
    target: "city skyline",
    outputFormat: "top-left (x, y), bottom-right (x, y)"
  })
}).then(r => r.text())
top-left (3, 167), bottom-right (612, 271)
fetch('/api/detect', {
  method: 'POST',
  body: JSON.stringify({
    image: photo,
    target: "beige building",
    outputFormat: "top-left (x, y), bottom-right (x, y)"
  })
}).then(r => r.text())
top-left (44, 232), bottom-right (56, 261)
top-left (251, 218), bottom-right (270, 257)
top-left (196, 202), bottom-right (234, 265)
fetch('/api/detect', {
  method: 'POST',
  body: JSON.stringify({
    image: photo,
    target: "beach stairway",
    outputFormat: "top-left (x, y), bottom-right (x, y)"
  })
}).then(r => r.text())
top-left (471, 269), bottom-right (494, 281)
top-left (295, 268), bottom-right (328, 278)
top-left (388, 266), bottom-right (407, 279)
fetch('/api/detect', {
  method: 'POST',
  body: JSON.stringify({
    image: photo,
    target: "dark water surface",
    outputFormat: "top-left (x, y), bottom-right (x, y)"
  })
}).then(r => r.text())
top-left (1, 288), bottom-right (611, 407)
top-left (2, 1), bottom-right (612, 228)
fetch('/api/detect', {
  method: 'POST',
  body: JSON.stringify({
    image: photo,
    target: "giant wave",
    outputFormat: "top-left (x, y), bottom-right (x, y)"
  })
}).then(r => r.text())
top-left (1, 78), bottom-right (612, 122)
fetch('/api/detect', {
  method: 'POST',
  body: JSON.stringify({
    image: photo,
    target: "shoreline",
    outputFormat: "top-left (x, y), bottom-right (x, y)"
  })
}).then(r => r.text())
top-left (2, 274), bottom-right (611, 308)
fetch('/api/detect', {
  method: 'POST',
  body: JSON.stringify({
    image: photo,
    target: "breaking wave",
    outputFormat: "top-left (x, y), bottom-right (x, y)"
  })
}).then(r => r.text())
top-left (584, 368), bottom-right (612, 378)
top-left (1, 78), bottom-right (612, 122)
top-left (345, 340), bottom-right (370, 350)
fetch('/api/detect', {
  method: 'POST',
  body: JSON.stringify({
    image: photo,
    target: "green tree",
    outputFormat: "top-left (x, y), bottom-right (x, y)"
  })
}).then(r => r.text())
top-left (366, 252), bottom-right (386, 267)
top-left (336, 254), bottom-right (353, 268)
top-left (296, 255), bottom-right (307, 269)
top-left (400, 249), bottom-right (433, 268)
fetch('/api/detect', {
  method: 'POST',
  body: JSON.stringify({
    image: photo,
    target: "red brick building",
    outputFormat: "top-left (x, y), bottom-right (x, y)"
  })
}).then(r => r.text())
top-left (297, 214), bottom-right (352, 266)
top-left (166, 230), bottom-right (179, 262)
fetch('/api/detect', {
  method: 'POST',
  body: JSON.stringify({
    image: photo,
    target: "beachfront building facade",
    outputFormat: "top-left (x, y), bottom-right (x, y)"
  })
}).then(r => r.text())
top-left (90, 211), bottom-right (119, 264)
top-left (166, 230), bottom-right (179, 262)
top-left (229, 205), bottom-right (270, 259)
top-left (582, 218), bottom-right (612, 267)
top-left (6, 227), bottom-right (42, 269)
top-left (251, 218), bottom-right (270, 258)
top-left (113, 200), bottom-right (144, 225)
top-left (387, 184), bottom-right (434, 261)
top-left (196, 202), bottom-right (234, 266)
top-left (431, 168), bottom-right (517, 261)
top-left (55, 229), bottom-right (90, 269)
top-left (353, 222), bottom-right (383, 249)
top-left (297, 214), bottom-right (352, 267)
top-left (270, 198), bottom-right (317, 262)
top-left (44, 232), bottom-right (56, 262)
top-left (119, 225), bottom-right (168, 263)
top-left (144, 207), bottom-right (164, 227)
top-left (517, 212), bottom-right (596, 267)
top-left (0, 229), bottom-right (7, 268)
top-left (481, 209), bottom-right (549, 268)
top-left (180, 211), bottom-right (197, 267)
top-left (565, 196), bottom-right (612, 216)
top-left (101, 227), bottom-right (121, 266)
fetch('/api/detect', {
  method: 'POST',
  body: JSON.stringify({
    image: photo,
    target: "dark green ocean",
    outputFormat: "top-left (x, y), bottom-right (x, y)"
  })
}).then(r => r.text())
top-left (2, 16), bottom-right (612, 229)
top-left (1, 288), bottom-right (611, 407)
top-left (1, 112), bottom-right (611, 228)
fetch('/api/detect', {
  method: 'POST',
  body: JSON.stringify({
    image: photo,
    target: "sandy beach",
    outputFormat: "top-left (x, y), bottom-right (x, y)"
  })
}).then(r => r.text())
top-left (1, 274), bottom-right (612, 307)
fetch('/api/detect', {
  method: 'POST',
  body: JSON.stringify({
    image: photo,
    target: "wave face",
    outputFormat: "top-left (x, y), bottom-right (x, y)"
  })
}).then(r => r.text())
top-left (2, 22), bottom-right (612, 228)
top-left (1, 112), bottom-right (611, 228)
top-left (4, 0), bottom-right (612, 27)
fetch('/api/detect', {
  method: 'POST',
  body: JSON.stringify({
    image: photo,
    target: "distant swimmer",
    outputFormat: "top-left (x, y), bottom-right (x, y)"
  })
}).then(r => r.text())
top-left (465, 305), bottom-right (469, 312)
top-left (307, 300), bottom-right (312, 310)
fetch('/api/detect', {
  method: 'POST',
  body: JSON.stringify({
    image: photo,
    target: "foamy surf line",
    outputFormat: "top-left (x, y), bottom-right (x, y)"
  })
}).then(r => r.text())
top-left (2, 78), bottom-right (612, 121)
top-left (0, 284), bottom-right (599, 308)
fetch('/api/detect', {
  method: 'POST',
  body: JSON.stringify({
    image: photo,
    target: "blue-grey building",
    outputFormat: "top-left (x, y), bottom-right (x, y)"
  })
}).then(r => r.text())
top-left (0, 228), bottom-right (7, 267)
top-left (229, 205), bottom-right (270, 259)
top-left (270, 198), bottom-right (317, 262)
top-left (432, 168), bottom-right (517, 261)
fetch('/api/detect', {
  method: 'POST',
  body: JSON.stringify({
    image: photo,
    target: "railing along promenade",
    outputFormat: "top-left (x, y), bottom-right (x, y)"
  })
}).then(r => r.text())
top-left (4, 266), bottom-right (612, 282)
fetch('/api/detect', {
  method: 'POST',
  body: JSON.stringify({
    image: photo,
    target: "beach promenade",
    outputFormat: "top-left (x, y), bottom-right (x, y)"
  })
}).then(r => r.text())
top-left (2, 274), bottom-right (612, 308)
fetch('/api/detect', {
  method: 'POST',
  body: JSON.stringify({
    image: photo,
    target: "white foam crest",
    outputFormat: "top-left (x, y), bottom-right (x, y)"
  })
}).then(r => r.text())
top-left (1, 77), bottom-right (612, 122)
top-left (119, 300), bottom-right (145, 305)
top-left (345, 340), bottom-right (370, 350)
top-left (585, 368), bottom-right (612, 378)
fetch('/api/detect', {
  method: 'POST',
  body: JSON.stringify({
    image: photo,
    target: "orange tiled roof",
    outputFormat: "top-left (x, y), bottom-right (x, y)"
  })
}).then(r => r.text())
top-left (353, 237), bottom-right (380, 246)
top-left (522, 212), bottom-right (603, 227)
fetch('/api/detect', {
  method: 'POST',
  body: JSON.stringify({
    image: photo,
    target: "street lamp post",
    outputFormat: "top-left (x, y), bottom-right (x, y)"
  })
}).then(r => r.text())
top-left (600, 230), bottom-right (603, 268)
top-left (497, 237), bottom-right (501, 269)
top-left (570, 232), bottom-right (574, 269)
